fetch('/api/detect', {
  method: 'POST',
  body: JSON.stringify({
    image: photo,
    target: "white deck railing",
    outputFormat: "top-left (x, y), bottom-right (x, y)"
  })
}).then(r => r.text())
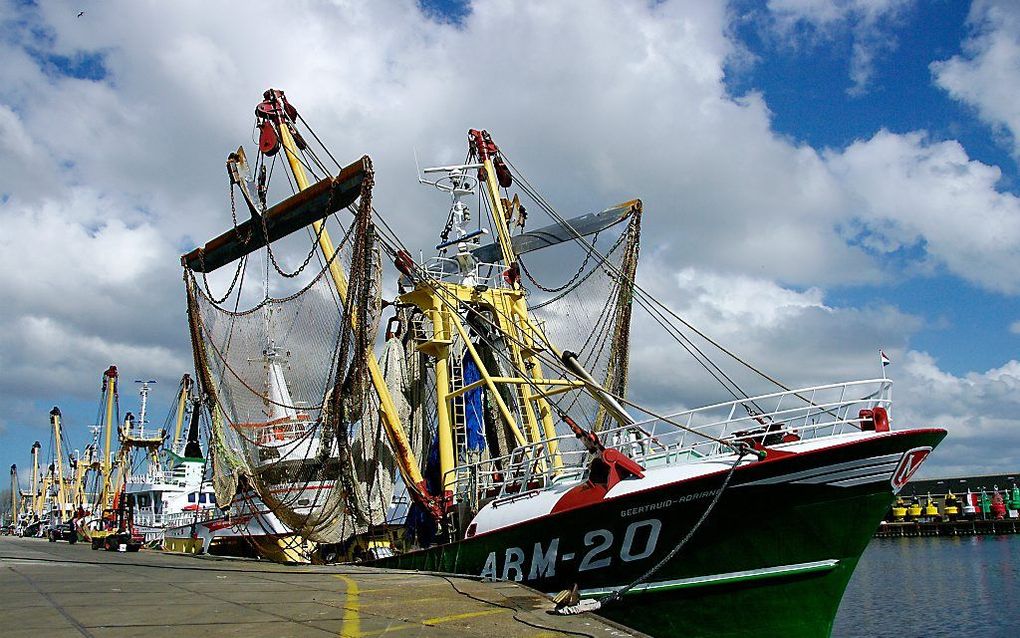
top-left (126, 470), bottom-right (188, 488)
top-left (449, 379), bottom-right (892, 510)
top-left (164, 508), bottom-right (219, 529)
top-left (254, 419), bottom-right (313, 446)
top-left (421, 257), bottom-right (505, 287)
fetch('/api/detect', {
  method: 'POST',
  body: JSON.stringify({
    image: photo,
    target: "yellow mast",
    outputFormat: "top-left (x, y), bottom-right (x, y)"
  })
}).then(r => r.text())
top-left (50, 407), bottom-right (68, 521)
top-left (29, 441), bottom-right (40, 519)
top-left (36, 474), bottom-right (50, 519)
top-left (433, 316), bottom-right (456, 497)
top-left (269, 92), bottom-right (431, 506)
top-left (69, 443), bottom-right (95, 510)
top-left (9, 465), bottom-right (16, 526)
top-left (183, 96), bottom-right (618, 525)
top-left (478, 157), bottom-right (517, 266)
top-left (109, 413), bottom-right (132, 504)
top-left (70, 453), bottom-right (83, 509)
top-left (171, 374), bottom-right (193, 453)
top-left (100, 366), bottom-right (118, 510)
top-left (476, 154), bottom-right (560, 448)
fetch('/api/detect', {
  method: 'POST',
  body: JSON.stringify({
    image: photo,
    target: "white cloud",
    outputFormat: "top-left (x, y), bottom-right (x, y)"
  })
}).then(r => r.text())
top-left (628, 265), bottom-right (922, 411)
top-left (0, 315), bottom-right (188, 399)
top-left (932, 0), bottom-right (1020, 157)
top-left (0, 0), bottom-right (1017, 479)
top-left (894, 353), bottom-right (1020, 476)
top-left (767, 0), bottom-right (912, 31)
top-left (670, 267), bottom-right (827, 331)
top-left (626, 269), bottom-right (1020, 477)
top-left (1010, 320), bottom-right (1020, 335)
top-left (825, 129), bottom-right (1020, 294)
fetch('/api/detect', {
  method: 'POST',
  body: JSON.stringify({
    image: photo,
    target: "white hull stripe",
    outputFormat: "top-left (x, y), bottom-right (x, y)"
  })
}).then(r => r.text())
top-left (828, 471), bottom-right (900, 487)
top-left (565, 559), bottom-right (841, 598)
top-left (742, 453), bottom-right (901, 487)
top-left (792, 461), bottom-right (900, 485)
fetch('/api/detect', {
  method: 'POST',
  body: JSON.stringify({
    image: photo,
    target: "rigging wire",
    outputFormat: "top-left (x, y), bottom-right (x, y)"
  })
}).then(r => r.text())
top-left (368, 208), bottom-right (633, 433)
top-left (365, 192), bottom-right (696, 434)
top-left (507, 162), bottom-right (849, 419)
top-left (500, 153), bottom-right (790, 396)
top-left (296, 112), bottom-right (345, 173)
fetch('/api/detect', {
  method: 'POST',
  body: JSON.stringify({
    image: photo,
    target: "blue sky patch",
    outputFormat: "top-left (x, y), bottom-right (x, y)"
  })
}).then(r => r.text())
top-left (418, 0), bottom-right (471, 25)
top-left (29, 49), bottom-right (108, 81)
top-left (727, 0), bottom-right (1016, 185)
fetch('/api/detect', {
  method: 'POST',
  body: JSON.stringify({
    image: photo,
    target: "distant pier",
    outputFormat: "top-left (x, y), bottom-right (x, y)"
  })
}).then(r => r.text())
top-left (877, 519), bottom-right (1020, 538)
top-left (876, 471), bottom-right (1020, 538)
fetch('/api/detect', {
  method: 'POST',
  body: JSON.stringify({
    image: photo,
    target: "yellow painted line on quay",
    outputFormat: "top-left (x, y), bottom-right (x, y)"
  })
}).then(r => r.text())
top-left (335, 574), bottom-right (361, 637)
top-left (422, 608), bottom-right (508, 625)
top-left (357, 608), bottom-right (510, 637)
top-left (332, 573), bottom-right (513, 637)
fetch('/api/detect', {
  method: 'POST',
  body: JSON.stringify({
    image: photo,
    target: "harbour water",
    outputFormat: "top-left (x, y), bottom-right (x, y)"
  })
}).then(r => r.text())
top-left (833, 534), bottom-right (1020, 637)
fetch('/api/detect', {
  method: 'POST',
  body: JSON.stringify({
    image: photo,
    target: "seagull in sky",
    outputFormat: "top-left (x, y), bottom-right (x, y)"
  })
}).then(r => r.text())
top-left (77, 11), bottom-right (85, 18)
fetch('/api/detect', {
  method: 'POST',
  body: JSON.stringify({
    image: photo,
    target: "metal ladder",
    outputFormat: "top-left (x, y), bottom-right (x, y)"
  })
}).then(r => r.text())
top-left (449, 354), bottom-right (470, 487)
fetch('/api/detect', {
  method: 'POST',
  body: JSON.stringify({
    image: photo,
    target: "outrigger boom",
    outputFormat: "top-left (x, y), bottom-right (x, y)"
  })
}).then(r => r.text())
top-left (182, 158), bottom-right (368, 273)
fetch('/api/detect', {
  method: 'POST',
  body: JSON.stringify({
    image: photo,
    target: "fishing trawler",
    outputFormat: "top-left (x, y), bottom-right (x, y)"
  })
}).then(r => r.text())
top-left (163, 336), bottom-right (334, 562)
top-left (120, 378), bottom-right (219, 542)
top-left (163, 490), bottom-right (300, 558)
top-left (180, 89), bottom-right (946, 638)
top-left (243, 325), bottom-right (346, 520)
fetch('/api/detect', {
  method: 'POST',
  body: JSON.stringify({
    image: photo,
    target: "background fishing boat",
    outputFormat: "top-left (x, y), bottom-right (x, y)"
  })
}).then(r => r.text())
top-left (121, 378), bottom-right (218, 543)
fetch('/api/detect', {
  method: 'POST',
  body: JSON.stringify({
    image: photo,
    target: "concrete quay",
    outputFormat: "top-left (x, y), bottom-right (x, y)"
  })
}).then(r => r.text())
top-left (0, 536), bottom-right (641, 638)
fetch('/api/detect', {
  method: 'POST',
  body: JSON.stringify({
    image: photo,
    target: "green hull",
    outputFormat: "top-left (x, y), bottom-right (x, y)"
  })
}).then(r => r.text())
top-left (601, 560), bottom-right (862, 638)
top-left (371, 429), bottom-right (946, 637)
top-left (595, 491), bottom-right (883, 638)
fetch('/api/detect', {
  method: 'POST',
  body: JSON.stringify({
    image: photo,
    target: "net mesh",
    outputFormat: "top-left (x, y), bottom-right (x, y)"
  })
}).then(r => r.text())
top-left (184, 164), bottom-right (396, 544)
top-left (524, 210), bottom-right (641, 432)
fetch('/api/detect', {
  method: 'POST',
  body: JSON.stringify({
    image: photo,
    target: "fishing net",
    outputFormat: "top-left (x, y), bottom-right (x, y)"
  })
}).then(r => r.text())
top-left (376, 330), bottom-right (431, 465)
top-left (184, 164), bottom-right (397, 544)
top-left (522, 208), bottom-right (641, 432)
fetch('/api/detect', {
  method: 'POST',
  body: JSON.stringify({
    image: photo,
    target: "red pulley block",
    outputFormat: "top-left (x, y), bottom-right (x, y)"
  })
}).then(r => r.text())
top-left (493, 156), bottom-right (513, 188)
top-left (259, 120), bottom-right (280, 156)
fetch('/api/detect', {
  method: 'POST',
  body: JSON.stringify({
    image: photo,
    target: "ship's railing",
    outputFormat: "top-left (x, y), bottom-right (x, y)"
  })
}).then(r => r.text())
top-left (421, 256), bottom-right (505, 286)
top-left (121, 423), bottom-right (165, 444)
top-left (451, 379), bottom-right (893, 508)
top-left (126, 470), bottom-right (188, 488)
top-left (253, 419), bottom-right (313, 446)
top-left (163, 507), bottom-right (218, 529)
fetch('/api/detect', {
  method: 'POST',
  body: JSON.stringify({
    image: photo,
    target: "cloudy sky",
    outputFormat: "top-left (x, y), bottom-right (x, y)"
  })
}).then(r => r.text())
top-left (1, 0), bottom-right (1018, 486)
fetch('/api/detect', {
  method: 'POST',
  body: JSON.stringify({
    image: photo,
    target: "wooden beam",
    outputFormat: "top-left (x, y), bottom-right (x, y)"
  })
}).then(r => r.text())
top-left (181, 158), bottom-right (367, 273)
